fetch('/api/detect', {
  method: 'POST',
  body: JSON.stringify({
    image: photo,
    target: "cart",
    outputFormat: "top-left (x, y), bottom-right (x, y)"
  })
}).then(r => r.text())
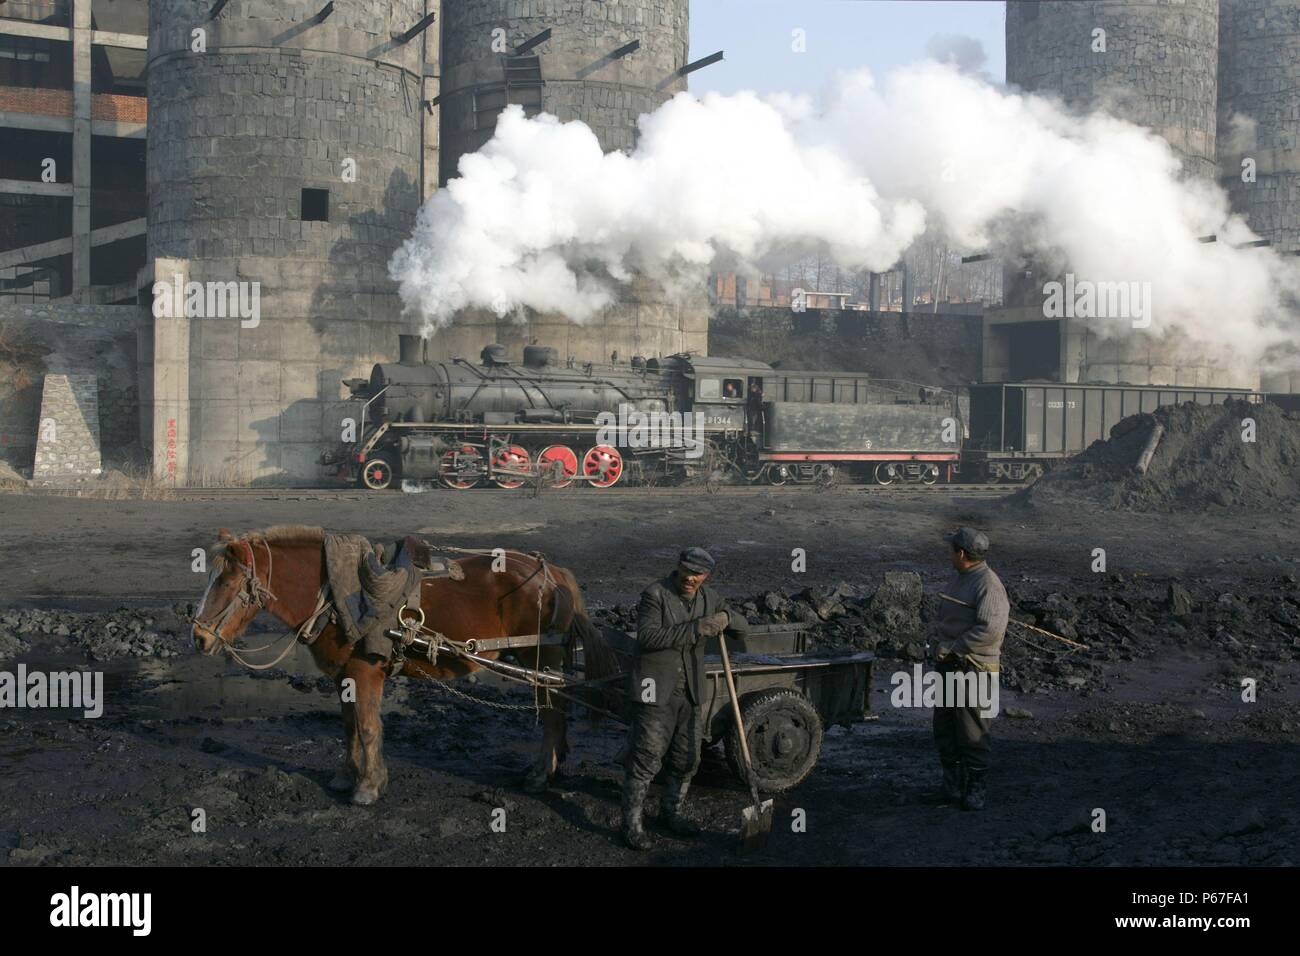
top-left (390, 619), bottom-right (873, 794)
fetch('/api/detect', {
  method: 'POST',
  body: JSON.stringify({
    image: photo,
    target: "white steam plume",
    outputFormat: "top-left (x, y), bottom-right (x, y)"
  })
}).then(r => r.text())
top-left (391, 60), bottom-right (1300, 365)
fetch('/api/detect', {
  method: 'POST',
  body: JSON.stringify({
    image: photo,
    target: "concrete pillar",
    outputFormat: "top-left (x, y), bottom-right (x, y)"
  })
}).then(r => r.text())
top-left (1060, 317), bottom-right (1088, 384)
top-left (146, 257), bottom-right (192, 484)
top-left (72, 0), bottom-right (93, 302)
top-left (421, 0), bottom-right (441, 202)
top-left (867, 272), bottom-right (881, 311)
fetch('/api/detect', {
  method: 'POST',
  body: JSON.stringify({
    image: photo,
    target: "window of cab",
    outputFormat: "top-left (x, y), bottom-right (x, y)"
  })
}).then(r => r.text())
top-left (698, 377), bottom-right (744, 401)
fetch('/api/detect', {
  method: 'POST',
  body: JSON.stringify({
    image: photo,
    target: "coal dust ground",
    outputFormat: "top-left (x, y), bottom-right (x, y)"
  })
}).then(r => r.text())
top-left (1, 486), bottom-right (1297, 866)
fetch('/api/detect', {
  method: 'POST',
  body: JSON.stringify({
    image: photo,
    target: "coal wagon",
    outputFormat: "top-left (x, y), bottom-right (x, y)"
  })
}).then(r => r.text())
top-left (963, 382), bottom-right (1261, 482)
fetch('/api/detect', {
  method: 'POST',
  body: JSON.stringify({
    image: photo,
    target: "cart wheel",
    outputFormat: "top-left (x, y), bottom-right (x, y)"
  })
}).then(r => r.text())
top-left (439, 445), bottom-right (482, 489)
top-left (921, 465), bottom-right (939, 486)
top-left (357, 452), bottom-right (398, 491)
top-left (491, 444), bottom-right (530, 489)
top-left (873, 462), bottom-right (896, 485)
top-left (725, 688), bottom-right (824, 794)
top-left (582, 444), bottom-right (623, 488)
top-left (537, 444), bottom-right (578, 488)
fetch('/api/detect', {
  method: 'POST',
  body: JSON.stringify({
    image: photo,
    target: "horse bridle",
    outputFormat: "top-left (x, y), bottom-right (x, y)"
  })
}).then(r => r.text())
top-left (194, 537), bottom-right (277, 644)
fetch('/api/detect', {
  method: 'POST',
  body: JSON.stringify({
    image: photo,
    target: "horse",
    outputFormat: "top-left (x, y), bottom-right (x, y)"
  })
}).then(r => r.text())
top-left (190, 525), bottom-right (613, 805)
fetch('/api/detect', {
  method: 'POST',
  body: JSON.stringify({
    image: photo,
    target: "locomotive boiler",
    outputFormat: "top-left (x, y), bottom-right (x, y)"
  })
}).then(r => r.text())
top-left (329, 335), bottom-right (962, 490)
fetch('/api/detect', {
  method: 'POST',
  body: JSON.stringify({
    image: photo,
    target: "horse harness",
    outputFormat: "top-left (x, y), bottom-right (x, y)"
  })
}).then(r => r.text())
top-left (216, 538), bottom-right (564, 679)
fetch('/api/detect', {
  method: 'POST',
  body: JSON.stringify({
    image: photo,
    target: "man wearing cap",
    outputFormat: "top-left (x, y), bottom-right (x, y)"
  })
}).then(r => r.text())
top-left (933, 527), bottom-right (1009, 811)
top-left (621, 547), bottom-right (747, 850)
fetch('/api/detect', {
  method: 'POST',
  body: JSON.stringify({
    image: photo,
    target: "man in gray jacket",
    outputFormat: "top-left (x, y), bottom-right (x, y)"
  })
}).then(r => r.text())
top-left (622, 547), bottom-right (747, 850)
top-left (933, 527), bottom-right (1009, 811)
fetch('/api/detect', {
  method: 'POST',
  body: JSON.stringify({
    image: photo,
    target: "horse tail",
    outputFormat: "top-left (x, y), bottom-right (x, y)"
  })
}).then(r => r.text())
top-left (554, 569), bottom-right (628, 719)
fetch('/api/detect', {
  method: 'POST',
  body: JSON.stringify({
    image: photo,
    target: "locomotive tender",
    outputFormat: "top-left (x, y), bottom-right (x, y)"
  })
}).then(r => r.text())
top-left (332, 335), bottom-right (961, 490)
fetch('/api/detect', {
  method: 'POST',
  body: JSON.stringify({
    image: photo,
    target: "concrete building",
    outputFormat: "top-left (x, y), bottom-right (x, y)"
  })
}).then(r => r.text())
top-left (990, 0), bottom-right (1296, 389)
top-left (1, 0), bottom-right (711, 484)
top-left (145, 0), bottom-right (432, 483)
top-left (425, 0), bottom-right (709, 367)
top-left (2, 1), bottom-right (1297, 483)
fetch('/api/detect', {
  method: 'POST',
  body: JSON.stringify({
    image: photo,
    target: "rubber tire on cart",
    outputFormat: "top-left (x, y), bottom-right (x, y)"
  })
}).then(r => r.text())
top-left (724, 687), bottom-right (824, 794)
top-left (357, 452), bottom-right (398, 491)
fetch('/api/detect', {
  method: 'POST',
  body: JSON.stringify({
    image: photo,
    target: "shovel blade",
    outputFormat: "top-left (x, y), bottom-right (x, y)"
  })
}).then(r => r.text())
top-left (739, 798), bottom-right (774, 852)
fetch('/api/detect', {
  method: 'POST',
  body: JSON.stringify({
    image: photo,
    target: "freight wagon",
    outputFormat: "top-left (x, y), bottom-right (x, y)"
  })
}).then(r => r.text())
top-left (964, 382), bottom-right (1261, 482)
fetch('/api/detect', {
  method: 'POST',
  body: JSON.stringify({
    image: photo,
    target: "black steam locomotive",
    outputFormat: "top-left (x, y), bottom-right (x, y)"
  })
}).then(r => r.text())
top-left (330, 335), bottom-right (962, 490)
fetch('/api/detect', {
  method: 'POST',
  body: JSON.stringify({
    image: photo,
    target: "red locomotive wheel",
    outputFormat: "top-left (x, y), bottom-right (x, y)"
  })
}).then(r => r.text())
top-left (582, 444), bottom-right (623, 488)
top-left (439, 445), bottom-right (483, 490)
top-left (537, 444), bottom-right (579, 488)
top-left (491, 445), bottom-right (531, 489)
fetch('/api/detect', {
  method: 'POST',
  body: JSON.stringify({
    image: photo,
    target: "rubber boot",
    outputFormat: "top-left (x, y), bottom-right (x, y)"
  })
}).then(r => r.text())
top-left (622, 778), bottom-right (654, 850)
top-left (940, 762), bottom-right (965, 805)
top-left (661, 777), bottom-right (701, 837)
top-left (962, 768), bottom-right (987, 812)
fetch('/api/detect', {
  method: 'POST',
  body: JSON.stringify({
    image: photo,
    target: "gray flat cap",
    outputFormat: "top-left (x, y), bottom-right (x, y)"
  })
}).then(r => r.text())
top-left (943, 527), bottom-right (990, 557)
top-left (678, 547), bottom-right (716, 573)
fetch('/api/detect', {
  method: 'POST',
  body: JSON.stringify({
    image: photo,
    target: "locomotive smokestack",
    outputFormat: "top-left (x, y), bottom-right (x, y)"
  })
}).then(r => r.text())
top-left (398, 334), bottom-right (425, 365)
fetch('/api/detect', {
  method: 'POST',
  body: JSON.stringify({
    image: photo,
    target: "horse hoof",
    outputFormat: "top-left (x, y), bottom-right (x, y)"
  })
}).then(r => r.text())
top-left (328, 773), bottom-right (354, 793)
top-left (522, 772), bottom-right (549, 794)
top-left (351, 788), bottom-right (380, 806)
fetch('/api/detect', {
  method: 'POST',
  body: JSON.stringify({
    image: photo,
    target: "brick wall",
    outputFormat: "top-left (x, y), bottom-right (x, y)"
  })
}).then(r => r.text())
top-left (0, 86), bottom-right (147, 123)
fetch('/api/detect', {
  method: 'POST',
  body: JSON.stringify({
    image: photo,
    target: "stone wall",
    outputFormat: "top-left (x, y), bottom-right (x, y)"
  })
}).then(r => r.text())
top-left (0, 302), bottom-right (141, 474)
top-left (31, 373), bottom-right (101, 483)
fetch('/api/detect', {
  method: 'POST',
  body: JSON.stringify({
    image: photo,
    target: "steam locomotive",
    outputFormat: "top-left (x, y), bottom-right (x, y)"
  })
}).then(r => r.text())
top-left (330, 335), bottom-right (962, 490)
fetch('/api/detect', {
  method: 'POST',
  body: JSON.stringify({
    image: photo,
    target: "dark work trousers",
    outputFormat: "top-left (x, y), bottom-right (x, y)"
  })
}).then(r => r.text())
top-left (625, 672), bottom-right (705, 785)
top-left (932, 661), bottom-right (993, 772)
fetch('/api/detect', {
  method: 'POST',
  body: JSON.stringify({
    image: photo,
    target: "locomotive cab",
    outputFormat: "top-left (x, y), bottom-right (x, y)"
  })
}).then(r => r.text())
top-left (684, 357), bottom-right (773, 436)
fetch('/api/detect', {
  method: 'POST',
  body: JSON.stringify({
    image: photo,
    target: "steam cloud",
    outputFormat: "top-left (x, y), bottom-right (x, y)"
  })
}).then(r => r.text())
top-left (391, 60), bottom-right (1300, 366)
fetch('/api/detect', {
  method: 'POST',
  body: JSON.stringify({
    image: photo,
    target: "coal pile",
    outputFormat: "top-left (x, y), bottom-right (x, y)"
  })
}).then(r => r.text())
top-left (588, 566), bottom-right (1300, 696)
top-left (0, 606), bottom-right (191, 662)
top-left (1019, 399), bottom-right (1300, 512)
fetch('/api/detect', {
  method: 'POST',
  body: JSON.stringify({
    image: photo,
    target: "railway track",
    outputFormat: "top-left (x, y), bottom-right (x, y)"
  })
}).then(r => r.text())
top-left (155, 482), bottom-right (1015, 501)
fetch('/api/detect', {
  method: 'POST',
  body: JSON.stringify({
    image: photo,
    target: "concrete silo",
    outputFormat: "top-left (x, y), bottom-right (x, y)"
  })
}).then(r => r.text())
top-left (146, 0), bottom-right (432, 483)
top-left (427, 0), bottom-right (708, 366)
top-left (1218, 0), bottom-right (1300, 255)
top-left (993, 0), bottom-right (1255, 388)
top-left (1006, 0), bottom-right (1221, 179)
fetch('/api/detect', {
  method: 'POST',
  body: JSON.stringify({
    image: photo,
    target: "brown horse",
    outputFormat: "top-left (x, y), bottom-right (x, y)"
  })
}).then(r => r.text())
top-left (190, 526), bottom-right (604, 805)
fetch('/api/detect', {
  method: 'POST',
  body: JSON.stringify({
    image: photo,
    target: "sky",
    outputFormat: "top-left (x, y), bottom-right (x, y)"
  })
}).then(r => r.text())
top-left (687, 0), bottom-right (1007, 96)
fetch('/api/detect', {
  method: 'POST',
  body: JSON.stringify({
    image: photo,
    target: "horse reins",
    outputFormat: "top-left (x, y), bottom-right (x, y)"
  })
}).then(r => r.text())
top-left (200, 536), bottom-right (326, 671)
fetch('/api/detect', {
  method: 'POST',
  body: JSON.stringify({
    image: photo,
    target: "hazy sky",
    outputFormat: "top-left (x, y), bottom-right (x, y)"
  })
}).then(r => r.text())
top-left (688, 0), bottom-right (1007, 96)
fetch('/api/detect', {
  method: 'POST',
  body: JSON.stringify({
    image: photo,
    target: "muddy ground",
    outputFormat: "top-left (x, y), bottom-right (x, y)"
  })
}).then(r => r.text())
top-left (1, 486), bottom-right (1297, 866)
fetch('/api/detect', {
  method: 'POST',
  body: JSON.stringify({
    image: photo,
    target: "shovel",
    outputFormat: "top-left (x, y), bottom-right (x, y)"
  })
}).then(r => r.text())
top-left (717, 634), bottom-right (774, 851)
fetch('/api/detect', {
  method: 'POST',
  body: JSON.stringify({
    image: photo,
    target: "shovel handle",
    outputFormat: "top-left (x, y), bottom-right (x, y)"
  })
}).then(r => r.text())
top-left (718, 635), bottom-right (761, 800)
